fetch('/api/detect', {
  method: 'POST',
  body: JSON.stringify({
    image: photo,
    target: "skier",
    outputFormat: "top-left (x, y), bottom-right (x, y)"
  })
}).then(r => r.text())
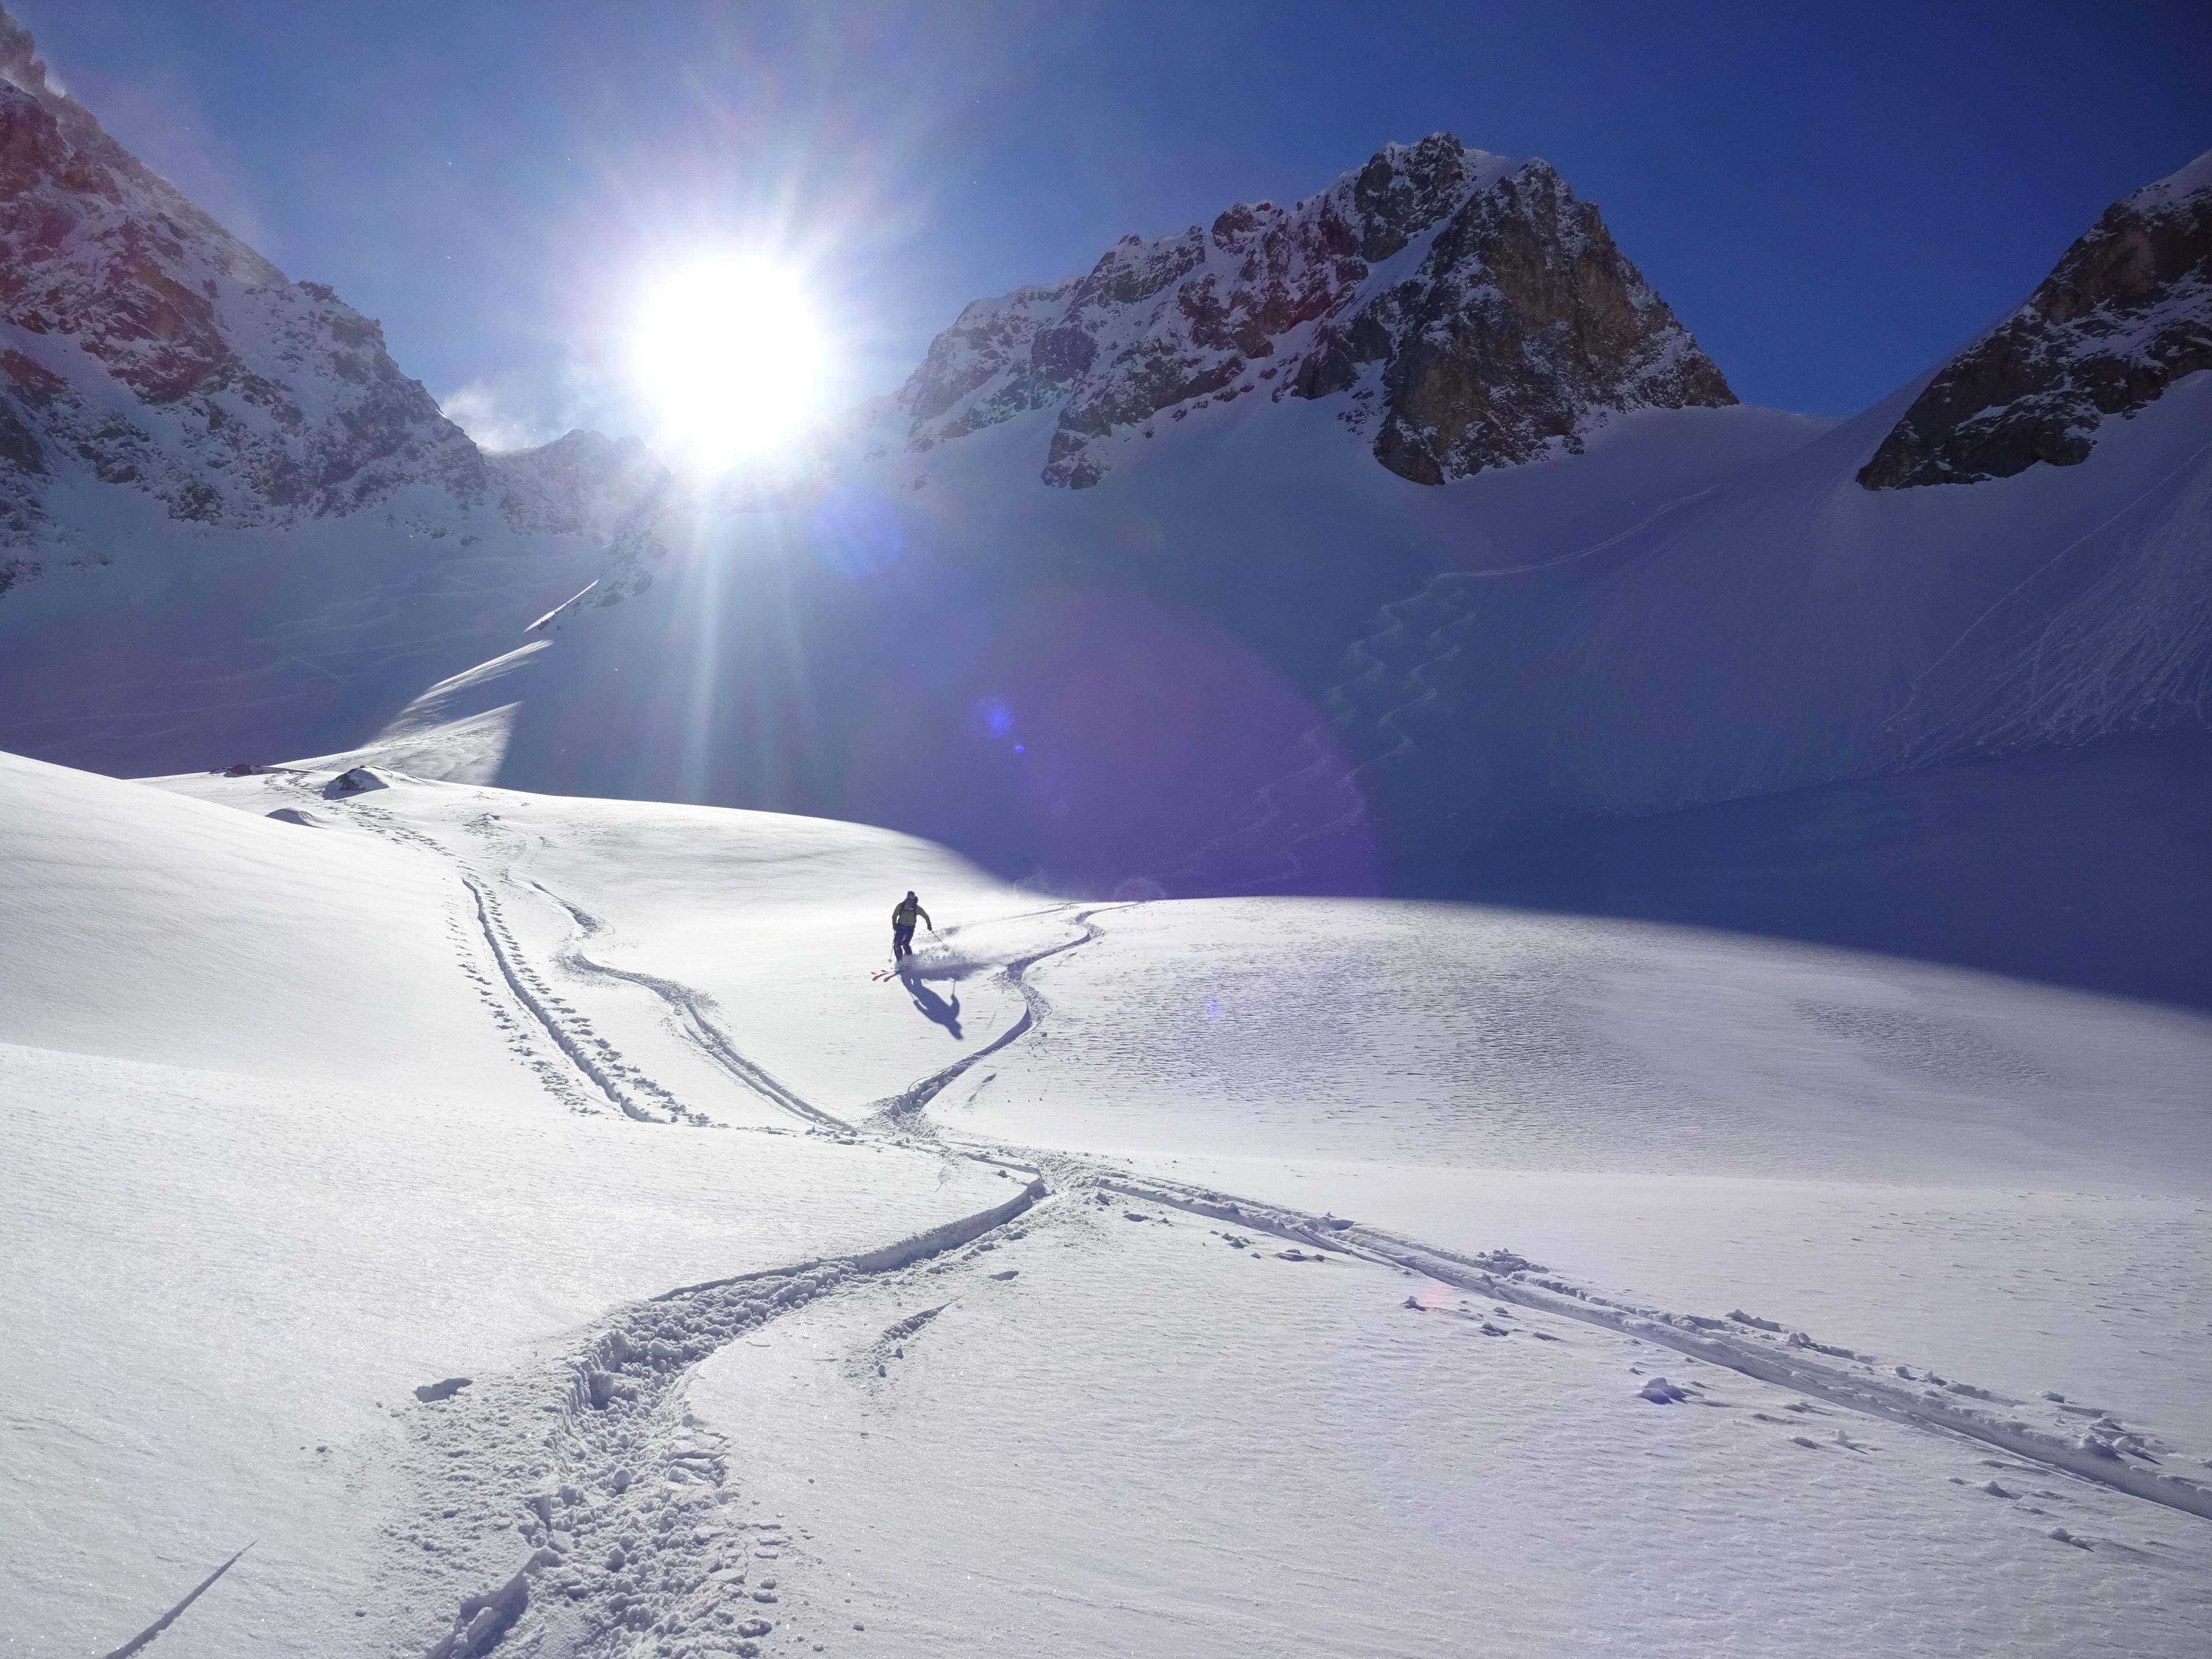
top-left (891, 891), bottom-right (933, 961)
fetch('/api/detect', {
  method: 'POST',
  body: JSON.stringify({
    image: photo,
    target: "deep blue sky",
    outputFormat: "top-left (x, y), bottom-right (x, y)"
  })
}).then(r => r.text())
top-left (21, 0), bottom-right (2211, 450)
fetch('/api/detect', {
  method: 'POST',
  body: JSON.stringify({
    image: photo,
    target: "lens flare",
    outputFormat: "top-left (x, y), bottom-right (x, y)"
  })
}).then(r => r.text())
top-left (632, 255), bottom-right (826, 470)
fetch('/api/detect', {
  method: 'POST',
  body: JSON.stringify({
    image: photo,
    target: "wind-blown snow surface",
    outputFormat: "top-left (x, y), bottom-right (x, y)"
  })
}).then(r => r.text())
top-left (6, 751), bottom-right (2211, 1656)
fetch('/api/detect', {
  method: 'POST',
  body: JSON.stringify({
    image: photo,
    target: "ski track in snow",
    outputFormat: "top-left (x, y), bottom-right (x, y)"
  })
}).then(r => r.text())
top-left (457, 871), bottom-right (677, 1124)
top-left (870, 906), bottom-right (1119, 1128)
top-left (306, 785), bottom-right (704, 1126)
top-left (1090, 1174), bottom-right (2212, 1524)
top-left (241, 779), bottom-right (2211, 1652)
top-left (99, 1543), bottom-right (254, 1659)
top-left (888, 908), bottom-right (2212, 1528)
top-left (389, 1182), bottom-right (1047, 1658)
top-left (514, 877), bottom-right (852, 1134)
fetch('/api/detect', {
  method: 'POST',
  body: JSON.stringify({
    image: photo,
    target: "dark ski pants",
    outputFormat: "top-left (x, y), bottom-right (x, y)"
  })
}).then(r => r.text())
top-left (892, 924), bottom-right (915, 958)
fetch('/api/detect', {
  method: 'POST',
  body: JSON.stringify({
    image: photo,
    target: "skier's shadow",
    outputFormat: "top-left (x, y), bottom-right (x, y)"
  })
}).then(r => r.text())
top-left (902, 972), bottom-right (963, 1039)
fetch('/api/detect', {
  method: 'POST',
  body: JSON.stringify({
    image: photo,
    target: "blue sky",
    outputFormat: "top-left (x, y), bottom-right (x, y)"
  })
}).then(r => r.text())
top-left (22, 0), bottom-right (2210, 452)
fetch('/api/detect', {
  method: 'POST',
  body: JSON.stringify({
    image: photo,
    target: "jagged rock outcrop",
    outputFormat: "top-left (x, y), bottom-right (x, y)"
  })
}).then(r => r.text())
top-left (0, 7), bottom-right (664, 570)
top-left (1861, 150), bottom-right (2212, 489)
top-left (895, 133), bottom-right (1734, 488)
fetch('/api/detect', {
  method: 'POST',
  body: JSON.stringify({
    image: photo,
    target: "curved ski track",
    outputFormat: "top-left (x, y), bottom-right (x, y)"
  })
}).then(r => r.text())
top-left (873, 905), bottom-right (2212, 1528)
top-left (870, 906), bottom-right (1118, 1128)
top-left (516, 877), bottom-right (850, 1133)
top-left (291, 782), bottom-right (2208, 1658)
top-left (314, 787), bottom-right (834, 1133)
top-left (393, 1179), bottom-right (1049, 1659)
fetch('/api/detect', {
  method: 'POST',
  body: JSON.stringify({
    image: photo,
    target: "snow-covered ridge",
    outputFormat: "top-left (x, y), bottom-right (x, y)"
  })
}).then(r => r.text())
top-left (0, 7), bottom-right (665, 585)
top-left (2128, 146), bottom-right (2212, 213)
top-left (1860, 146), bottom-right (2212, 488)
top-left (890, 132), bottom-right (1734, 488)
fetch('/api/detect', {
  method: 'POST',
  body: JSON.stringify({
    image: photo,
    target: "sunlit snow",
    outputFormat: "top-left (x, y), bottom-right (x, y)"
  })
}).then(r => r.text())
top-left (5, 749), bottom-right (2209, 1656)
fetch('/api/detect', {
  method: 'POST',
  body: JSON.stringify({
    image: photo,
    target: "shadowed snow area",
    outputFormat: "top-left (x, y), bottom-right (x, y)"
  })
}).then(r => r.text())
top-left (4, 749), bottom-right (2209, 1656)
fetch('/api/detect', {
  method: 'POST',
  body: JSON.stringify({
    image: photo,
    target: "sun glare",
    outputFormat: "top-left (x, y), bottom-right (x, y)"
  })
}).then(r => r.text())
top-left (632, 255), bottom-right (827, 471)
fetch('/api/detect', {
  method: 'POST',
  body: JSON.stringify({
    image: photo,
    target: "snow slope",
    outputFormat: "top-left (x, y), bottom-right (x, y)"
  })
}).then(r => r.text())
top-left (1457, 729), bottom-right (2212, 1010)
top-left (70, 326), bottom-right (2192, 925)
top-left (3, 51), bottom-right (2202, 991)
top-left (1179, 362), bottom-right (2212, 895)
top-left (351, 396), bottom-right (1831, 891)
top-left (7, 748), bottom-right (2210, 1656)
top-left (365, 154), bottom-right (2210, 917)
top-left (689, 1202), bottom-right (2211, 1658)
top-left (925, 896), bottom-right (2212, 1440)
top-left (0, 484), bottom-right (633, 781)
top-left (0, 751), bottom-right (1026, 1654)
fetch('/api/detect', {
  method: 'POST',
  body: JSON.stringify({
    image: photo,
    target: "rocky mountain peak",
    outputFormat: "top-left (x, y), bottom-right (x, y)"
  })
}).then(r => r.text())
top-left (0, 8), bottom-right (47, 94)
top-left (893, 133), bottom-right (1734, 489)
top-left (0, 6), bottom-right (662, 575)
top-left (1859, 149), bottom-right (2212, 488)
top-left (1332, 131), bottom-right (1473, 262)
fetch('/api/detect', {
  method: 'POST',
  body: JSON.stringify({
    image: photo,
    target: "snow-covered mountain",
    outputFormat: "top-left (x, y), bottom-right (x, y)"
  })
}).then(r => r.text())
top-left (1141, 149), bottom-right (2211, 1003)
top-left (1266, 149), bottom-right (2212, 844)
top-left (896, 132), bottom-right (1734, 488)
top-left (0, 0), bottom-right (2205, 1001)
top-left (0, 8), bottom-right (662, 595)
top-left (6, 27), bottom-right (2212, 1643)
top-left (502, 150), bottom-right (2211, 915)
top-left (1860, 150), bottom-right (2211, 487)
top-left (0, 40), bottom-right (1768, 816)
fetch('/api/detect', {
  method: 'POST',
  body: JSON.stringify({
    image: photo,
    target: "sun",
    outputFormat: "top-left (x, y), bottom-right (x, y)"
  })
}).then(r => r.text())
top-left (631, 255), bottom-right (828, 471)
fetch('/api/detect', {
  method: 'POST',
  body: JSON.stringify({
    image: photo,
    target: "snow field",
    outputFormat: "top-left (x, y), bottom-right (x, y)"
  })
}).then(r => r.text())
top-left (151, 764), bottom-right (1075, 1123)
top-left (6, 751), bottom-right (2209, 1655)
top-left (0, 755), bottom-right (1026, 1654)
top-left (0, 749), bottom-right (522, 1093)
top-left (927, 897), bottom-right (2212, 1449)
top-left (687, 1187), bottom-right (2212, 1659)
top-left (1150, 1163), bottom-right (2212, 1448)
top-left (0, 470), bottom-right (621, 779)
top-left (954, 898), bottom-right (2212, 1188)
top-left (2, 1042), bottom-right (1016, 1656)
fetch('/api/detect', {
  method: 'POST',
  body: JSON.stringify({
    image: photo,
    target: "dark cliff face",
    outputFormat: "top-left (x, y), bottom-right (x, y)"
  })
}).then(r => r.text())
top-left (1860, 153), bottom-right (2212, 490)
top-left (0, 8), bottom-right (664, 559)
top-left (896, 134), bottom-right (1735, 490)
top-left (1299, 158), bottom-right (1736, 485)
